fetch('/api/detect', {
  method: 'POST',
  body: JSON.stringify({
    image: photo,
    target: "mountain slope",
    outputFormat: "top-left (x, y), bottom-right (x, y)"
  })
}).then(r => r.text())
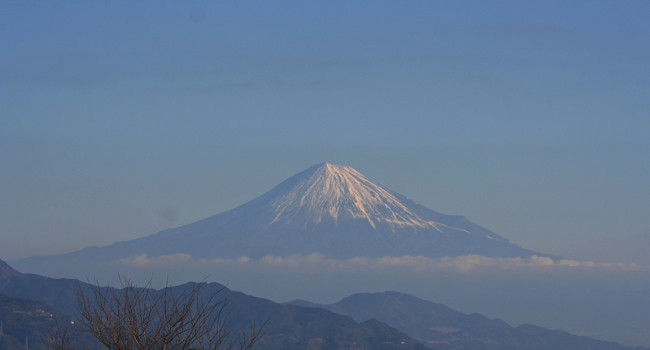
top-left (0, 293), bottom-right (101, 350)
top-left (0, 260), bottom-right (426, 350)
top-left (0, 261), bottom-right (20, 280)
top-left (3, 260), bottom-right (646, 350)
top-left (287, 291), bottom-right (648, 350)
top-left (12, 163), bottom-right (554, 275)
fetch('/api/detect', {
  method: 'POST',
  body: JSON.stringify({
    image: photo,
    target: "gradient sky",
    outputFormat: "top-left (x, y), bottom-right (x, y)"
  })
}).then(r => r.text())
top-left (2, 0), bottom-right (650, 265)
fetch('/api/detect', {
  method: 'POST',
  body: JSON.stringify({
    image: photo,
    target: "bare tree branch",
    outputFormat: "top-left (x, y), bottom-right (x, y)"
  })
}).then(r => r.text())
top-left (45, 276), bottom-right (263, 350)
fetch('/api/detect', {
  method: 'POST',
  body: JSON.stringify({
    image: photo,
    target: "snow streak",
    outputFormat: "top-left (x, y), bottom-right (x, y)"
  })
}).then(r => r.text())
top-left (268, 163), bottom-right (443, 230)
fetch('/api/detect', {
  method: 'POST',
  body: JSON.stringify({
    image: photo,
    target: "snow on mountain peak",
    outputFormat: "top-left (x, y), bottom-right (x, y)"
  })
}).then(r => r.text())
top-left (9, 162), bottom-right (551, 268)
top-left (266, 163), bottom-right (436, 229)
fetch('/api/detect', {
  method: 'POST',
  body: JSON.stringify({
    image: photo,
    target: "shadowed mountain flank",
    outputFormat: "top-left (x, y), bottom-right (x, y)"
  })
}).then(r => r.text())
top-left (1, 262), bottom-right (646, 350)
top-left (287, 292), bottom-right (649, 350)
top-left (0, 267), bottom-right (427, 350)
top-left (0, 260), bottom-right (21, 279)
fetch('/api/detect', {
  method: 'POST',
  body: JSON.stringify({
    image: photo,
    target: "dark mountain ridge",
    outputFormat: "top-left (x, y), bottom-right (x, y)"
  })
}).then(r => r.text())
top-left (287, 291), bottom-right (649, 350)
top-left (0, 261), bottom-right (20, 280)
top-left (1, 259), bottom-right (646, 350)
top-left (0, 259), bottom-right (425, 350)
top-left (0, 293), bottom-right (101, 350)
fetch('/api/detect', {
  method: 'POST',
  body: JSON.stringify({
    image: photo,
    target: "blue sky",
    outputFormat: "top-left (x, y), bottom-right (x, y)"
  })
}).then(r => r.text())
top-left (1, 0), bottom-right (650, 263)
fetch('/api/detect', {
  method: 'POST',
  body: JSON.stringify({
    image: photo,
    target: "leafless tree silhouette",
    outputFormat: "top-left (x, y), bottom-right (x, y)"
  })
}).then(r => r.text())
top-left (44, 276), bottom-right (264, 350)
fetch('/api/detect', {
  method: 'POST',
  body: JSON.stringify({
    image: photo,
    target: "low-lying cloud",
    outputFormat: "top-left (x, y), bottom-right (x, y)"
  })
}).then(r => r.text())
top-left (117, 253), bottom-right (645, 274)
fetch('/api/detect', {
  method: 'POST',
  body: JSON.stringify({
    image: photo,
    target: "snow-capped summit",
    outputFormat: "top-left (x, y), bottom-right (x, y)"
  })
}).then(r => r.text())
top-left (263, 162), bottom-right (434, 229)
top-left (12, 163), bottom-right (557, 273)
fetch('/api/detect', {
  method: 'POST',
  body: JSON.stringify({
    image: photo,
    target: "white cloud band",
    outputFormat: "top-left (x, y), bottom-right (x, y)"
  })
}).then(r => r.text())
top-left (116, 253), bottom-right (645, 274)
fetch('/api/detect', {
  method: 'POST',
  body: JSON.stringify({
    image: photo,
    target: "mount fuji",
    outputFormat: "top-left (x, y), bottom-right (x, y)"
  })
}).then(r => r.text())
top-left (12, 163), bottom-right (557, 274)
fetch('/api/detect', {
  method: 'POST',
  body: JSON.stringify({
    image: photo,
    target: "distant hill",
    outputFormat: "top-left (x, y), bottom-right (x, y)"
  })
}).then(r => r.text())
top-left (3, 258), bottom-right (644, 350)
top-left (0, 261), bottom-right (20, 280)
top-left (0, 259), bottom-right (426, 350)
top-left (287, 291), bottom-right (650, 350)
top-left (0, 268), bottom-right (90, 319)
top-left (11, 163), bottom-right (559, 278)
top-left (0, 293), bottom-right (101, 350)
